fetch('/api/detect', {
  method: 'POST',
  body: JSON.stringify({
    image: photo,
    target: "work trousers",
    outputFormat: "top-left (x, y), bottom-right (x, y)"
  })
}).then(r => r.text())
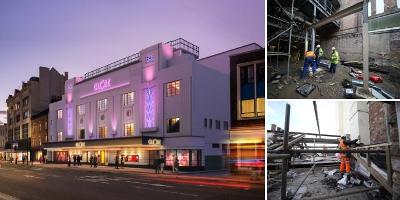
top-left (340, 156), bottom-right (350, 173)
top-left (301, 57), bottom-right (316, 78)
top-left (330, 63), bottom-right (337, 73)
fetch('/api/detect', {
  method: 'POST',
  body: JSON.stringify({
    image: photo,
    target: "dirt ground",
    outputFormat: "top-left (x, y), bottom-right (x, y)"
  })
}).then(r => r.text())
top-left (267, 62), bottom-right (400, 99)
top-left (267, 166), bottom-right (390, 200)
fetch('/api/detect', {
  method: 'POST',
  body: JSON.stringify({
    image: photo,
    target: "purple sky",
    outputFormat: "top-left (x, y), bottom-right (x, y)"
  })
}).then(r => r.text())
top-left (0, 0), bottom-right (265, 114)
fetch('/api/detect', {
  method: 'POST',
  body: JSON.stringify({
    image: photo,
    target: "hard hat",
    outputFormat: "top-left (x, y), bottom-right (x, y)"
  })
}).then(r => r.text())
top-left (316, 45), bottom-right (320, 48)
top-left (332, 47), bottom-right (336, 50)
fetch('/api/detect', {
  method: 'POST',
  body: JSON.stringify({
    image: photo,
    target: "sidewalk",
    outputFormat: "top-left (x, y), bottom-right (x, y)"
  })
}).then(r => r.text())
top-left (1, 161), bottom-right (264, 185)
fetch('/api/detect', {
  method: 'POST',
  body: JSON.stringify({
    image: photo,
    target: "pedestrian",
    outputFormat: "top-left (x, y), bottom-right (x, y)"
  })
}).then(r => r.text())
top-left (120, 155), bottom-right (124, 169)
top-left (160, 155), bottom-right (165, 174)
top-left (68, 156), bottom-right (71, 167)
top-left (174, 156), bottom-right (179, 173)
top-left (301, 49), bottom-right (317, 78)
top-left (315, 44), bottom-right (324, 69)
top-left (172, 155), bottom-right (176, 173)
top-left (115, 155), bottom-right (119, 169)
top-left (77, 155), bottom-right (81, 166)
top-left (90, 155), bottom-right (93, 168)
top-left (73, 155), bottom-right (76, 166)
top-left (330, 47), bottom-right (340, 73)
top-left (22, 154), bottom-right (25, 164)
top-left (94, 155), bottom-right (98, 168)
top-left (154, 157), bottom-right (160, 174)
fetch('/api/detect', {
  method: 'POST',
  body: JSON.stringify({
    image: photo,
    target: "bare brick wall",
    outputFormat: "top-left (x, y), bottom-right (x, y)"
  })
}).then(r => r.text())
top-left (369, 102), bottom-right (399, 144)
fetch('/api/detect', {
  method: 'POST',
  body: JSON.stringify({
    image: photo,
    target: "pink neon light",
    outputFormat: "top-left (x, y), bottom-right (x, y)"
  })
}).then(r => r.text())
top-left (162, 44), bottom-right (173, 59)
top-left (143, 65), bottom-right (155, 82)
top-left (94, 78), bottom-right (111, 91)
top-left (80, 82), bottom-right (130, 98)
top-left (66, 83), bottom-right (73, 103)
top-left (67, 107), bottom-right (73, 136)
top-left (111, 117), bottom-right (118, 134)
top-left (144, 87), bottom-right (155, 128)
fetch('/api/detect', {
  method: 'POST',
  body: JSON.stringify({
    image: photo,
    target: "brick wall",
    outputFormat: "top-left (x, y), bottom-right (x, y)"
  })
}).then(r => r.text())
top-left (369, 102), bottom-right (399, 144)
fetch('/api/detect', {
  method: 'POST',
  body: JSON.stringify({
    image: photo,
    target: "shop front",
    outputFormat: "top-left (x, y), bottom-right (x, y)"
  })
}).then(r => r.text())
top-left (43, 136), bottom-right (163, 167)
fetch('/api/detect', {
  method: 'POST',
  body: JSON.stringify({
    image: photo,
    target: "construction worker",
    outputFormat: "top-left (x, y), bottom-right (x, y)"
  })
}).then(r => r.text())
top-left (330, 47), bottom-right (340, 73)
top-left (338, 136), bottom-right (358, 179)
top-left (301, 49), bottom-right (316, 78)
top-left (315, 45), bottom-right (324, 68)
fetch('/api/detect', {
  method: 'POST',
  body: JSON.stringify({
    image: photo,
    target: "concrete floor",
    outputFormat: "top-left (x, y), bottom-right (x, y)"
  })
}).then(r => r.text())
top-left (0, 162), bottom-right (264, 200)
top-left (267, 166), bottom-right (389, 200)
top-left (267, 61), bottom-right (400, 99)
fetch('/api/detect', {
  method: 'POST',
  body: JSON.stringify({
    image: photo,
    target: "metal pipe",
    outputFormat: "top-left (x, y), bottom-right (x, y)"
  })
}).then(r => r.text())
top-left (290, 163), bottom-right (317, 199)
top-left (267, 154), bottom-right (291, 159)
top-left (286, 0), bottom-right (294, 78)
top-left (291, 149), bottom-right (385, 153)
top-left (267, 131), bottom-right (340, 138)
top-left (267, 26), bottom-right (292, 44)
top-left (281, 103), bottom-right (291, 200)
top-left (302, 186), bottom-right (380, 200)
top-left (305, 29), bottom-right (309, 52)
top-left (308, 1), bottom-right (363, 29)
top-left (313, 101), bottom-right (321, 138)
top-left (311, 5), bottom-right (316, 52)
top-left (362, 0), bottom-right (370, 90)
top-left (268, 148), bottom-right (385, 154)
top-left (276, 135), bottom-right (305, 150)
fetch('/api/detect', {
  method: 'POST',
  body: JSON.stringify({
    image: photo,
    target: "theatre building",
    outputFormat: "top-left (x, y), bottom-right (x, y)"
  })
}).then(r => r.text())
top-left (44, 38), bottom-right (262, 170)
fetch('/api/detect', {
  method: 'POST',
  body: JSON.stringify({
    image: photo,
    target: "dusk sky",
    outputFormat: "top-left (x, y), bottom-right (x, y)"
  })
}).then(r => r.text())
top-left (0, 0), bottom-right (265, 114)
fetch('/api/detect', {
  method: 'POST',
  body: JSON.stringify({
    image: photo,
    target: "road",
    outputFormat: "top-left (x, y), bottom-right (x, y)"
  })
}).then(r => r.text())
top-left (0, 163), bottom-right (264, 200)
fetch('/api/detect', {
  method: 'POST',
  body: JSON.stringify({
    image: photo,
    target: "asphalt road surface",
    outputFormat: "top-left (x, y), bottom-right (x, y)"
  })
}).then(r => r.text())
top-left (0, 163), bottom-right (264, 200)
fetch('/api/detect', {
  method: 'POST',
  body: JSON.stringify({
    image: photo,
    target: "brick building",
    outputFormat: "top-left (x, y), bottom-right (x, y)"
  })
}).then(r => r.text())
top-left (368, 101), bottom-right (400, 198)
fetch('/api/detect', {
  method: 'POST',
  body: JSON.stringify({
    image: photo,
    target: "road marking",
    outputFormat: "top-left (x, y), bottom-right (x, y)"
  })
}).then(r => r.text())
top-left (133, 186), bottom-right (199, 197)
top-left (126, 180), bottom-right (174, 188)
top-left (23, 175), bottom-right (43, 179)
top-left (0, 192), bottom-right (20, 200)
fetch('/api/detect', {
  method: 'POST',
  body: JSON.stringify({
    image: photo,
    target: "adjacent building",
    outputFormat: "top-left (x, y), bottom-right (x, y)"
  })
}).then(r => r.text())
top-left (44, 38), bottom-right (263, 170)
top-left (0, 123), bottom-right (7, 160)
top-left (228, 48), bottom-right (265, 172)
top-left (5, 67), bottom-right (67, 161)
top-left (31, 109), bottom-right (49, 161)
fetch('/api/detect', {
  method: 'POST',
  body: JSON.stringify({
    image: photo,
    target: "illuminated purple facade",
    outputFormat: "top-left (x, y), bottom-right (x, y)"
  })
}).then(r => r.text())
top-left (45, 38), bottom-right (262, 170)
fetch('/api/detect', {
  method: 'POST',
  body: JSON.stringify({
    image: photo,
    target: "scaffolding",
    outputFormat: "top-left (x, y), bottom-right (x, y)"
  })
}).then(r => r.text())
top-left (267, 103), bottom-right (398, 199)
top-left (267, 0), bottom-right (371, 92)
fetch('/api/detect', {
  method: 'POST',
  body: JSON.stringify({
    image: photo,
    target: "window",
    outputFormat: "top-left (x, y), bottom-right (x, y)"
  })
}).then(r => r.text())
top-left (167, 118), bottom-right (180, 133)
top-left (78, 104), bottom-right (85, 115)
top-left (97, 99), bottom-right (107, 111)
top-left (204, 118), bottom-right (207, 128)
top-left (16, 115), bottom-right (20, 122)
top-left (223, 121), bottom-right (229, 130)
top-left (39, 123), bottom-right (42, 131)
top-left (212, 143), bottom-right (220, 148)
top-left (57, 132), bottom-right (63, 142)
top-left (79, 129), bottom-right (85, 140)
top-left (124, 123), bottom-right (134, 136)
top-left (398, 0), bottom-right (400, 9)
top-left (238, 61), bottom-right (265, 119)
top-left (376, 0), bottom-right (384, 14)
top-left (15, 102), bottom-right (20, 110)
top-left (23, 97), bottom-right (29, 106)
top-left (99, 127), bottom-right (107, 139)
top-left (215, 120), bottom-right (221, 129)
top-left (45, 121), bottom-right (48, 130)
top-left (166, 80), bottom-right (180, 96)
top-left (368, 1), bottom-right (372, 17)
top-left (23, 111), bottom-right (29, 119)
top-left (57, 110), bottom-right (63, 119)
top-left (22, 124), bottom-right (28, 139)
top-left (122, 92), bottom-right (134, 106)
top-left (209, 119), bottom-right (212, 129)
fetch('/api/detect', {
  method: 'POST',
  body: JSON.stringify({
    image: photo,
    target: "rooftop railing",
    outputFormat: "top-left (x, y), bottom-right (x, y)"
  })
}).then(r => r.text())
top-left (82, 38), bottom-right (199, 80)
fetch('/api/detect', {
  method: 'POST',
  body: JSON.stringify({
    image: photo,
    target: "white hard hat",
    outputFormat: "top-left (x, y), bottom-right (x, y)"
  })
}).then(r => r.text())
top-left (332, 47), bottom-right (336, 50)
top-left (316, 45), bottom-right (320, 48)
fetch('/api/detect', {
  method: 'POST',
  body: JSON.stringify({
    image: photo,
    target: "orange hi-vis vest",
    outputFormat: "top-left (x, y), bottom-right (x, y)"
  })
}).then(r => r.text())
top-left (305, 51), bottom-right (315, 58)
top-left (339, 139), bottom-right (349, 157)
